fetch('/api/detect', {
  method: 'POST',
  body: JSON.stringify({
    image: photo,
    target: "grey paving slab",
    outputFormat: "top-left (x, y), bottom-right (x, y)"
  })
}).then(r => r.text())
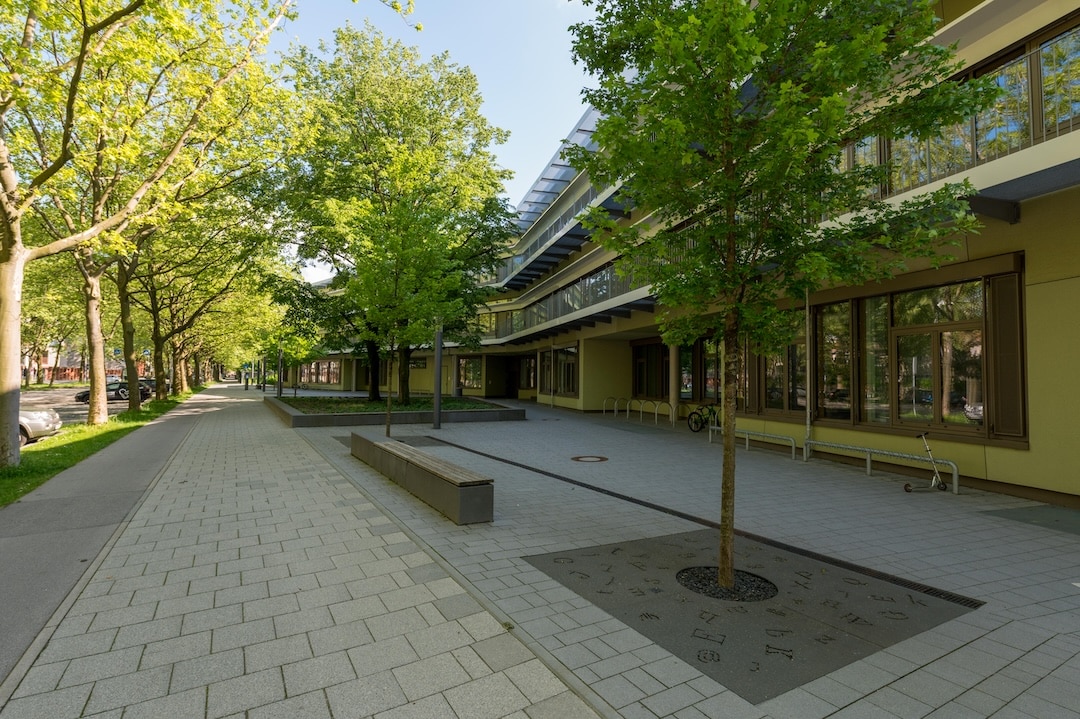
top-left (0, 386), bottom-right (602, 719)
top-left (5, 385), bottom-right (1080, 718)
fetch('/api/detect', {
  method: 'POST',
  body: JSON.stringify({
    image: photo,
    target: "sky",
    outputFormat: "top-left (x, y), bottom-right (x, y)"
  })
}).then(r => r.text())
top-left (271, 0), bottom-right (597, 209)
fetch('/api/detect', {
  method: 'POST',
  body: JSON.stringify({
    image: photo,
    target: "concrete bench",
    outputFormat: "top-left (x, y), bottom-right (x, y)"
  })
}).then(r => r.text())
top-left (350, 434), bottom-right (493, 524)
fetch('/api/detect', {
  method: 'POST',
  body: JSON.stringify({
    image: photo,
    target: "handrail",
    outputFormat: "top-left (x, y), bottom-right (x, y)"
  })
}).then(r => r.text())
top-left (708, 424), bottom-right (797, 460)
top-left (803, 440), bottom-right (959, 494)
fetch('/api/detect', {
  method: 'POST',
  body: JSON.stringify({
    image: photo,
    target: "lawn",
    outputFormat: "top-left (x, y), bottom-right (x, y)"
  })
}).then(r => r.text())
top-left (1, 394), bottom-right (190, 508)
top-left (278, 396), bottom-right (495, 414)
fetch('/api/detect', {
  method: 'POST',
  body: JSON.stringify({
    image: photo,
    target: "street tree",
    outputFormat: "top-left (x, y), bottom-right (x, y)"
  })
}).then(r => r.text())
top-left (0, 0), bottom-right (421, 463)
top-left (0, 0), bottom-right (297, 462)
top-left (567, 0), bottom-right (999, 587)
top-left (287, 24), bottom-right (515, 432)
top-left (20, 254), bottom-right (84, 386)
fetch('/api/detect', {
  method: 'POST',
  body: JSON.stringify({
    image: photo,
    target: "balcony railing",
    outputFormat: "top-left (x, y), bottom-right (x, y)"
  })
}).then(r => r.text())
top-left (888, 24), bottom-right (1080, 194)
top-left (485, 186), bottom-right (600, 285)
top-left (483, 263), bottom-right (639, 339)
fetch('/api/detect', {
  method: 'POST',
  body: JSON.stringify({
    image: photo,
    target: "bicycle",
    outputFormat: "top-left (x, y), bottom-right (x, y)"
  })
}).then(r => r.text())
top-left (687, 403), bottom-right (721, 432)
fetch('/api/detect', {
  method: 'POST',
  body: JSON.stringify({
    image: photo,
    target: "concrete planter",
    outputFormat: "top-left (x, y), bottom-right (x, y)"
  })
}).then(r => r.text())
top-left (264, 397), bottom-right (526, 428)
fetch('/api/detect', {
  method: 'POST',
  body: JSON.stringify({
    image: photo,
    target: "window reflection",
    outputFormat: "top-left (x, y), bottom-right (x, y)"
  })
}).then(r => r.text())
top-left (818, 302), bottom-right (852, 420)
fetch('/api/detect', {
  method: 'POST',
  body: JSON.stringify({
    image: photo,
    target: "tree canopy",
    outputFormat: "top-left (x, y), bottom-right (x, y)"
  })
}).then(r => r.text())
top-left (567, 0), bottom-right (999, 585)
top-left (285, 23), bottom-right (515, 419)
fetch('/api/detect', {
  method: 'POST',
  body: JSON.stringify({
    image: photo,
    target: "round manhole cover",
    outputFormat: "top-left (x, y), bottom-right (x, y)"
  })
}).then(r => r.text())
top-left (571, 455), bottom-right (608, 462)
top-left (676, 566), bottom-right (779, 602)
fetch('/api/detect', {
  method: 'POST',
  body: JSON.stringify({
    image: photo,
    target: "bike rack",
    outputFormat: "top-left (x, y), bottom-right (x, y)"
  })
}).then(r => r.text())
top-left (602, 396), bottom-right (620, 416)
top-left (803, 440), bottom-right (959, 494)
top-left (708, 424), bottom-right (798, 459)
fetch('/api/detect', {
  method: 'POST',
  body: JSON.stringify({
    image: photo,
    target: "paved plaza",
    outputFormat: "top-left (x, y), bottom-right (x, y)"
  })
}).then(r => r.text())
top-left (1, 383), bottom-right (1079, 718)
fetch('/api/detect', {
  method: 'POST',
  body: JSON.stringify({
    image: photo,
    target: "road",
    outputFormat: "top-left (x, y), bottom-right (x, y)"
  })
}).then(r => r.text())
top-left (19, 386), bottom-right (130, 427)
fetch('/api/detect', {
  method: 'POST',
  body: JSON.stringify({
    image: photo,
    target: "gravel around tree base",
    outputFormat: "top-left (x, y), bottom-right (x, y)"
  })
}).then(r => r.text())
top-left (676, 566), bottom-right (779, 602)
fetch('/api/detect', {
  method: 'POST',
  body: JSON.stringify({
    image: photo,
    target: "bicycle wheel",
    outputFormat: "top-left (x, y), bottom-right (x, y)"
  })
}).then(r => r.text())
top-left (687, 411), bottom-right (706, 432)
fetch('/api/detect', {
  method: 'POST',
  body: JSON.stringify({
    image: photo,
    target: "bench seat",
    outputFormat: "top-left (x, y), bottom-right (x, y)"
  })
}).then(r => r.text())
top-left (351, 434), bottom-right (493, 524)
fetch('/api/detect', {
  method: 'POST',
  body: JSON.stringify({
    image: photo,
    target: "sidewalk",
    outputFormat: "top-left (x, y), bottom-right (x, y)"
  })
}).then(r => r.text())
top-left (2, 384), bottom-right (1078, 718)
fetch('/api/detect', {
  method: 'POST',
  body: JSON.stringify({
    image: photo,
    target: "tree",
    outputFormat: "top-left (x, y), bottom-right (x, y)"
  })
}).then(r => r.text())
top-left (286, 24), bottom-right (515, 432)
top-left (0, 0), bottom-right (422, 463)
top-left (567, 0), bottom-right (998, 587)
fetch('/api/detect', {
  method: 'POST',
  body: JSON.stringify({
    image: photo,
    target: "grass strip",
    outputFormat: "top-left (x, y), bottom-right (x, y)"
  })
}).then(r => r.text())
top-left (0, 394), bottom-right (190, 508)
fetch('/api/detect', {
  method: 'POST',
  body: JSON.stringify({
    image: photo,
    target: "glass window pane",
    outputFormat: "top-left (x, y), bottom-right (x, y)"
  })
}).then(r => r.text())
top-left (890, 135), bottom-right (930, 193)
top-left (976, 57), bottom-right (1030, 161)
top-left (893, 281), bottom-right (983, 326)
top-left (941, 330), bottom-right (983, 426)
top-left (1041, 28), bottom-right (1080, 138)
top-left (897, 334), bottom-right (933, 421)
top-left (818, 302), bottom-right (852, 420)
top-left (765, 353), bottom-right (785, 410)
top-left (863, 296), bottom-right (890, 423)
top-left (680, 346), bottom-right (693, 400)
top-left (789, 343), bottom-right (807, 411)
top-left (704, 343), bottom-right (721, 402)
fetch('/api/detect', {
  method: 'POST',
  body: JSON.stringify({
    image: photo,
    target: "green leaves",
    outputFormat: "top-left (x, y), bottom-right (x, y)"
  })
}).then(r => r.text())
top-left (285, 22), bottom-right (514, 356)
top-left (569, 0), bottom-right (995, 349)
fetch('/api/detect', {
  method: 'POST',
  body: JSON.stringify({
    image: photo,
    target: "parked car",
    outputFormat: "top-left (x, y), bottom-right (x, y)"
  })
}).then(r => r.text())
top-left (74, 381), bottom-right (151, 403)
top-left (19, 408), bottom-right (62, 446)
top-left (964, 401), bottom-right (984, 424)
top-left (138, 378), bottom-right (169, 395)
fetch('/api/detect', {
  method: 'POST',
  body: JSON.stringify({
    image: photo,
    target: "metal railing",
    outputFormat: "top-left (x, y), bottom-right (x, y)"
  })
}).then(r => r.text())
top-left (803, 440), bottom-right (959, 494)
top-left (707, 423), bottom-right (798, 459)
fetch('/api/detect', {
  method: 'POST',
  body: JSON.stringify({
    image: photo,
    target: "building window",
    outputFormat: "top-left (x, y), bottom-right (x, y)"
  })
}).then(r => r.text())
top-left (762, 341), bottom-right (806, 415)
top-left (539, 351), bottom-right (551, 394)
top-left (818, 302), bottom-right (853, 420)
top-left (458, 357), bottom-right (482, 389)
top-left (556, 344), bottom-right (578, 396)
top-left (632, 341), bottom-right (666, 398)
top-left (741, 256), bottom-right (1025, 441)
top-left (892, 281), bottom-right (983, 427)
top-left (539, 345), bottom-right (578, 396)
top-left (519, 356), bottom-right (536, 390)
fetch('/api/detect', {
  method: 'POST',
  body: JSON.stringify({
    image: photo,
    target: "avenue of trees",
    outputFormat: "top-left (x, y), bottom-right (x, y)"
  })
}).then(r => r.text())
top-left (566, 0), bottom-right (999, 587)
top-left (2, 0), bottom-right (439, 466)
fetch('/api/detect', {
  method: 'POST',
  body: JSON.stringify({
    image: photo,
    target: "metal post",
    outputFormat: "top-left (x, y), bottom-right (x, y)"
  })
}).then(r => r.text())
top-left (433, 325), bottom-right (443, 429)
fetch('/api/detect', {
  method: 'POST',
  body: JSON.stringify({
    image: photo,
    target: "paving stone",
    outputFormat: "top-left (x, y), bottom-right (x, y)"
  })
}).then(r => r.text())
top-left (472, 633), bottom-right (535, 672)
top-left (170, 648), bottom-right (244, 693)
top-left (206, 668), bottom-right (286, 719)
top-left (444, 672), bottom-right (530, 719)
top-left (83, 666), bottom-right (172, 715)
top-left (0, 683), bottom-right (92, 719)
top-left (392, 652), bottom-right (470, 701)
top-left (119, 687), bottom-right (207, 719)
top-left (247, 690), bottom-right (333, 719)
top-left (57, 646), bottom-right (142, 688)
top-left (325, 670), bottom-right (407, 718)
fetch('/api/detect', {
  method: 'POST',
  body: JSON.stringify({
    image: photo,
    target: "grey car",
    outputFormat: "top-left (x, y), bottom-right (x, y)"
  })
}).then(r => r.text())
top-left (19, 407), bottom-right (63, 446)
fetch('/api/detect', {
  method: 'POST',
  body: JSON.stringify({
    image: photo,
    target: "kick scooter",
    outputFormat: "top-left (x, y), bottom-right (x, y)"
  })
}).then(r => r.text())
top-left (904, 432), bottom-right (949, 493)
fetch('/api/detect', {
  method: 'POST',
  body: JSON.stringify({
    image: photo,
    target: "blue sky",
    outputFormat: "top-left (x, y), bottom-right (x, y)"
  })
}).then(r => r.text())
top-left (274, 0), bottom-right (596, 208)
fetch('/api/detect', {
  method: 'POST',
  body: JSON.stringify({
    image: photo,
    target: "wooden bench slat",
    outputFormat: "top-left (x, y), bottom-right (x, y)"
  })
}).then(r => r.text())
top-left (375, 441), bottom-right (492, 487)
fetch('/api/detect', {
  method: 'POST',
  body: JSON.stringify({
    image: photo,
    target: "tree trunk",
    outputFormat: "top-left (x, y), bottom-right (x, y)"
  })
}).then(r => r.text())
top-left (366, 340), bottom-right (382, 401)
top-left (0, 252), bottom-right (29, 466)
top-left (384, 347), bottom-right (394, 438)
top-left (718, 311), bottom-right (740, 588)
top-left (117, 259), bottom-right (142, 412)
top-left (77, 253), bottom-right (110, 426)
top-left (398, 346), bottom-right (412, 404)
